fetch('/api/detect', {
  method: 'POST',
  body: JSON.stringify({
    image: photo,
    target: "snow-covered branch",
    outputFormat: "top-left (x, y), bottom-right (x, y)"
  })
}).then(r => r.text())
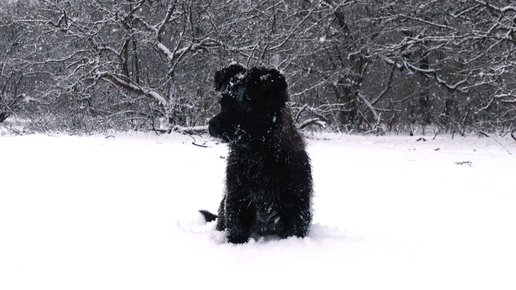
top-left (371, 60), bottom-right (397, 106)
top-left (97, 72), bottom-right (171, 122)
top-left (473, 0), bottom-right (516, 13)
top-left (358, 93), bottom-right (380, 124)
top-left (403, 61), bottom-right (469, 92)
top-left (298, 118), bottom-right (326, 130)
top-left (2, 0), bottom-right (515, 133)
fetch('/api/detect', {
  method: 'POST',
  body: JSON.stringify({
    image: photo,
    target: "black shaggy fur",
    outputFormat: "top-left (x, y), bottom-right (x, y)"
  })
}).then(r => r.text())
top-left (201, 64), bottom-right (313, 244)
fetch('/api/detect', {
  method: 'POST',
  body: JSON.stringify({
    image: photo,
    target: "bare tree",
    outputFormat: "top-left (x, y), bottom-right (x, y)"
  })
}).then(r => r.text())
top-left (1, 0), bottom-right (514, 134)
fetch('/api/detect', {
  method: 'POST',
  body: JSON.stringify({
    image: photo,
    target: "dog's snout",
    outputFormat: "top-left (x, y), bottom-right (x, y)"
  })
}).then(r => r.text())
top-left (208, 117), bottom-right (220, 137)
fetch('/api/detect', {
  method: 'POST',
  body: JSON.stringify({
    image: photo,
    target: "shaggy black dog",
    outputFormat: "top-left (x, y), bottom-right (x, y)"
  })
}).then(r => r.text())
top-left (200, 64), bottom-right (313, 244)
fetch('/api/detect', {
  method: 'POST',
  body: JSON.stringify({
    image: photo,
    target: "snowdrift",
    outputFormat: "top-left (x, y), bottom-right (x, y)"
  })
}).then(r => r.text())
top-left (1, 132), bottom-right (515, 289)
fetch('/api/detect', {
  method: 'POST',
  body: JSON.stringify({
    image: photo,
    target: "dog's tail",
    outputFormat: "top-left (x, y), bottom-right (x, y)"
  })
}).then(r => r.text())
top-left (199, 210), bottom-right (218, 223)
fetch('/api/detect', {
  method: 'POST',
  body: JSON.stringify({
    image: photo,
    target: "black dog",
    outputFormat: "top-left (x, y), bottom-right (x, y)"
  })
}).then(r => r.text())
top-left (200, 64), bottom-right (313, 244)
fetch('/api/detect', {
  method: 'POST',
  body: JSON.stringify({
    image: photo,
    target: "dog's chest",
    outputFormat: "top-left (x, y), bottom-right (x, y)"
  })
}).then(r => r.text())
top-left (226, 147), bottom-right (286, 189)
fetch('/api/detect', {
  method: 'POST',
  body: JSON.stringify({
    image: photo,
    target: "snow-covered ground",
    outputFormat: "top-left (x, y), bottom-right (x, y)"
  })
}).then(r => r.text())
top-left (1, 132), bottom-right (515, 289)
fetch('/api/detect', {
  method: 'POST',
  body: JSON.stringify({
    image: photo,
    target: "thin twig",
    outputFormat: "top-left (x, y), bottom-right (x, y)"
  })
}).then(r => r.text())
top-left (479, 131), bottom-right (512, 155)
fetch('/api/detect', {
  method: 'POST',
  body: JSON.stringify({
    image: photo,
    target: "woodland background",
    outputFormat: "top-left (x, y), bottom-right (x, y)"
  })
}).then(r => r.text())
top-left (1, 0), bottom-right (515, 135)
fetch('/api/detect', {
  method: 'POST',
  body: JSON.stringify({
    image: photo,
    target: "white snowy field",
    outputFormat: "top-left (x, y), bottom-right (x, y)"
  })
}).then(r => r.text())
top-left (1, 132), bottom-right (515, 290)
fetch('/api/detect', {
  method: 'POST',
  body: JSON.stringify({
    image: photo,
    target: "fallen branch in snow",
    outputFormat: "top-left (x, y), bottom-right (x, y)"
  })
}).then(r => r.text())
top-left (455, 161), bottom-right (472, 167)
top-left (512, 130), bottom-right (516, 142)
top-left (172, 125), bottom-right (209, 135)
top-left (192, 142), bottom-right (209, 148)
top-left (184, 133), bottom-right (210, 148)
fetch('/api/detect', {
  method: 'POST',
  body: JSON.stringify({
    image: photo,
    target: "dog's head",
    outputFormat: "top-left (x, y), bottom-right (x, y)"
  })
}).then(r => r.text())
top-left (209, 65), bottom-right (288, 143)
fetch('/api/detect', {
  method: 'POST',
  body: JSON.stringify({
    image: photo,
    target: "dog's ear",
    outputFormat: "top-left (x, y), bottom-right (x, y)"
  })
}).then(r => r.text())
top-left (214, 64), bottom-right (246, 91)
top-left (244, 67), bottom-right (288, 104)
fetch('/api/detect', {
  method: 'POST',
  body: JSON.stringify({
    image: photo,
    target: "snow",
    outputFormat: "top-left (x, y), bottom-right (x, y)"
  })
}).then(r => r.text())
top-left (1, 132), bottom-right (515, 290)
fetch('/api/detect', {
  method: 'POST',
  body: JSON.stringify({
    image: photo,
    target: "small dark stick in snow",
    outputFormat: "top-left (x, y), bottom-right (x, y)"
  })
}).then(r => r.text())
top-left (455, 161), bottom-right (472, 167)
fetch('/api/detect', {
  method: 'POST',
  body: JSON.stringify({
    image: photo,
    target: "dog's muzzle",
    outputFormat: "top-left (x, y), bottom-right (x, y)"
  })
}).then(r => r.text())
top-left (208, 117), bottom-right (221, 138)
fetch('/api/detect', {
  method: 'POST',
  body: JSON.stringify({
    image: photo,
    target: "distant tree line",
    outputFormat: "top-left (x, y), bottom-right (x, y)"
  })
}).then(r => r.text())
top-left (1, 0), bottom-right (515, 135)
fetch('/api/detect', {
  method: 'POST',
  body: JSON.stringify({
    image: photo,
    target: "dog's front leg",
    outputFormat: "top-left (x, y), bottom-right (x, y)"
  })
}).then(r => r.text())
top-left (224, 195), bottom-right (254, 244)
top-left (215, 195), bottom-right (226, 231)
